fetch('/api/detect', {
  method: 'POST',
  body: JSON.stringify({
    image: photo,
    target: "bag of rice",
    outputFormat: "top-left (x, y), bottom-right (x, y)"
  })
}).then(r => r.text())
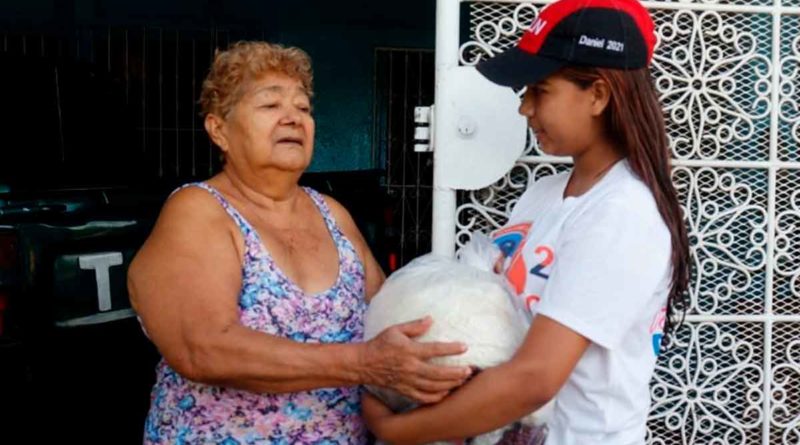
top-left (364, 233), bottom-right (551, 444)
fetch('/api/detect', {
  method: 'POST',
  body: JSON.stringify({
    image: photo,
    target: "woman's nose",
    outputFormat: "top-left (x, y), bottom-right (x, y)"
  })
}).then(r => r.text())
top-left (280, 108), bottom-right (302, 125)
top-left (518, 94), bottom-right (535, 118)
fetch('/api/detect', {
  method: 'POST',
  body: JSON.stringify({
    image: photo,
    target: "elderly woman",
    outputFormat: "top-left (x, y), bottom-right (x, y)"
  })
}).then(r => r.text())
top-left (128, 41), bottom-right (471, 444)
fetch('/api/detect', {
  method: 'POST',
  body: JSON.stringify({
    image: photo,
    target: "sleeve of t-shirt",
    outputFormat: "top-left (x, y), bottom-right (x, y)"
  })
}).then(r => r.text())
top-left (535, 195), bottom-right (671, 350)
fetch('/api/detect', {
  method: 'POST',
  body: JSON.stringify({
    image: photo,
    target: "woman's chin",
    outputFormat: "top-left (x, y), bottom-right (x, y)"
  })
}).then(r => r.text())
top-left (537, 141), bottom-right (568, 158)
top-left (537, 142), bottom-right (555, 156)
top-left (273, 156), bottom-right (311, 173)
top-left (267, 148), bottom-right (312, 172)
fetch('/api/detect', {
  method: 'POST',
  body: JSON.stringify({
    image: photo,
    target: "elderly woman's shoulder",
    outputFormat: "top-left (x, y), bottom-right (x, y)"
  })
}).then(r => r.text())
top-left (318, 193), bottom-right (356, 227)
top-left (156, 185), bottom-right (232, 227)
top-left (317, 193), bottom-right (364, 241)
top-left (130, 184), bottom-right (240, 275)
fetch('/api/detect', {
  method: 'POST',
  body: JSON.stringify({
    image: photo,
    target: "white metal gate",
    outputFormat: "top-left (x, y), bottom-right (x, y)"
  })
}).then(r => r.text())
top-left (431, 0), bottom-right (800, 443)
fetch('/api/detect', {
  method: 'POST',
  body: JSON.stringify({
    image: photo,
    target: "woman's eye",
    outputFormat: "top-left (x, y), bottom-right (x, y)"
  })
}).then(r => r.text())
top-left (261, 103), bottom-right (279, 109)
top-left (298, 105), bottom-right (311, 113)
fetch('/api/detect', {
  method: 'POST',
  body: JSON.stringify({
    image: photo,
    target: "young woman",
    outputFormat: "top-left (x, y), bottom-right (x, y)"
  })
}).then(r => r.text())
top-left (363, 0), bottom-right (690, 444)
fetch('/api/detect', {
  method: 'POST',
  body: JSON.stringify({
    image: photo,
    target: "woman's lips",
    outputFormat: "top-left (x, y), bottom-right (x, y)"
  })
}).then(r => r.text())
top-left (275, 137), bottom-right (304, 146)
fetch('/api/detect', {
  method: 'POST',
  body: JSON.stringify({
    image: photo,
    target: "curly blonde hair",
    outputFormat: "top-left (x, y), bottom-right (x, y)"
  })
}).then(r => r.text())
top-left (199, 41), bottom-right (314, 118)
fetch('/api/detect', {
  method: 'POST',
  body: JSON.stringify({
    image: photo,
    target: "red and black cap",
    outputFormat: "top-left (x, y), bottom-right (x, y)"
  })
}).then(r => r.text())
top-left (476, 0), bottom-right (657, 89)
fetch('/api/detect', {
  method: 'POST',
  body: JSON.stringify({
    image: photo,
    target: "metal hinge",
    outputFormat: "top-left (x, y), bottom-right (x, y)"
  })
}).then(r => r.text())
top-left (414, 105), bottom-right (434, 153)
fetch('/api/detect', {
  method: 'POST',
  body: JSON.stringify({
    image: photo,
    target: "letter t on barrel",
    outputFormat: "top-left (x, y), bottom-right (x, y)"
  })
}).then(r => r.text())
top-left (79, 252), bottom-right (123, 312)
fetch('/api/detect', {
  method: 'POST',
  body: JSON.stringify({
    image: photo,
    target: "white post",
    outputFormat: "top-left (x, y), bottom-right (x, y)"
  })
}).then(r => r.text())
top-left (432, 0), bottom-right (460, 257)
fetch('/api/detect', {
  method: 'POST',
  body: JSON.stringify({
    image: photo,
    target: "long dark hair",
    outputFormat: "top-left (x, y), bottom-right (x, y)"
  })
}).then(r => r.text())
top-left (559, 66), bottom-right (690, 349)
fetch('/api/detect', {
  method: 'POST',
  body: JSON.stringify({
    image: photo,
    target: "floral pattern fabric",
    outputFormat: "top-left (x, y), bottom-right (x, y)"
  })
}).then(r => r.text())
top-left (143, 182), bottom-right (368, 445)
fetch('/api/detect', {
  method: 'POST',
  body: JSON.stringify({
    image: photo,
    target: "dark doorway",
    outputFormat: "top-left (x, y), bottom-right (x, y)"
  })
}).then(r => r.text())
top-left (373, 48), bottom-right (435, 271)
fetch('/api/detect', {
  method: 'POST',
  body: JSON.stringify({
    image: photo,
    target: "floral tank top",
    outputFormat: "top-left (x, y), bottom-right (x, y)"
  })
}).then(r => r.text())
top-left (143, 182), bottom-right (368, 444)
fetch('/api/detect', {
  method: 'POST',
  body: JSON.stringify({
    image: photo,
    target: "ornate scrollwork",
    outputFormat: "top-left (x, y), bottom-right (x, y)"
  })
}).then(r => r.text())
top-left (648, 323), bottom-right (764, 444)
top-left (779, 35), bottom-right (800, 150)
top-left (775, 186), bottom-right (800, 300)
top-left (456, 162), bottom-right (563, 246)
top-left (653, 11), bottom-right (772, 160)
top-left (674, 167), bottom-right (768, 314)
top-left (771, 336), bottom-right (800, 445)
top-left (459, 3), bottom-right (539, 66)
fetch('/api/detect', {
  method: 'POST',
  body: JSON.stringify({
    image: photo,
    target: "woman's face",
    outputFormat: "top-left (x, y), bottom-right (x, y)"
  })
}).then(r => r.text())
top-left (518, 74), bottom-right (600, 157)
top-left (218, 72), bottom-right (315, 174)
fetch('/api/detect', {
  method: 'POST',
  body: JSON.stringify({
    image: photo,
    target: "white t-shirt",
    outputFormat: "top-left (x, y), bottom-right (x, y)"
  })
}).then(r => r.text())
top-left (492, 159), bottom-right (672, 445)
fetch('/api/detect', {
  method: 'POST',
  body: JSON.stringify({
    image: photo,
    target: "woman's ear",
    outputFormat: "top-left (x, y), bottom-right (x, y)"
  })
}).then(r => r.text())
top-left (204, 113), bottom-right (229, 154)
top-left (590, 79), bottom-right (611, 117)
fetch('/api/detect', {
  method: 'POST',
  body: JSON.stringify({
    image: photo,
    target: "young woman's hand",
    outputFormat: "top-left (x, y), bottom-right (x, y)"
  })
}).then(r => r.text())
top-left (494, 254), bottom-right (505, 273)
top-left (362, 392), bottom-right (397, 440)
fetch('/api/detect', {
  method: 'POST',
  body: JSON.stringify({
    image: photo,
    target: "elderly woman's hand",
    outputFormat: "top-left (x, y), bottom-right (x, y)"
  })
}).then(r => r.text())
top-left (359, 316), bottom-right (472, 404)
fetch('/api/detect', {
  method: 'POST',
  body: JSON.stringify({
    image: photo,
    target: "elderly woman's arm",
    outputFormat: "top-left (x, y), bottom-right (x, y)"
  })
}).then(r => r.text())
top-left (128, 188), bottom-right (470, 401)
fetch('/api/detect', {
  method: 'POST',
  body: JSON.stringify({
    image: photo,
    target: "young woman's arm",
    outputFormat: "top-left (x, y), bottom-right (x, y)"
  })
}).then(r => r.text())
top-left (365, 190), bottom-right (672, 443)
top-left (364, 315), bottom-right (590, 445)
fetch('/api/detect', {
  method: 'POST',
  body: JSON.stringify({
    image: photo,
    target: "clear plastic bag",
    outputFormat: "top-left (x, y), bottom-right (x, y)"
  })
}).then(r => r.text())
top-left (364, 232), bottom-right (549, 444)
top-left (456, 231), bottom-right (503, 272)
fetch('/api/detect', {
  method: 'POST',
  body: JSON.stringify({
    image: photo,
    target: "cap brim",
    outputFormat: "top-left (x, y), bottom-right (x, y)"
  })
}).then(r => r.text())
top-left (476, 47), bottom-right (565, 89)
